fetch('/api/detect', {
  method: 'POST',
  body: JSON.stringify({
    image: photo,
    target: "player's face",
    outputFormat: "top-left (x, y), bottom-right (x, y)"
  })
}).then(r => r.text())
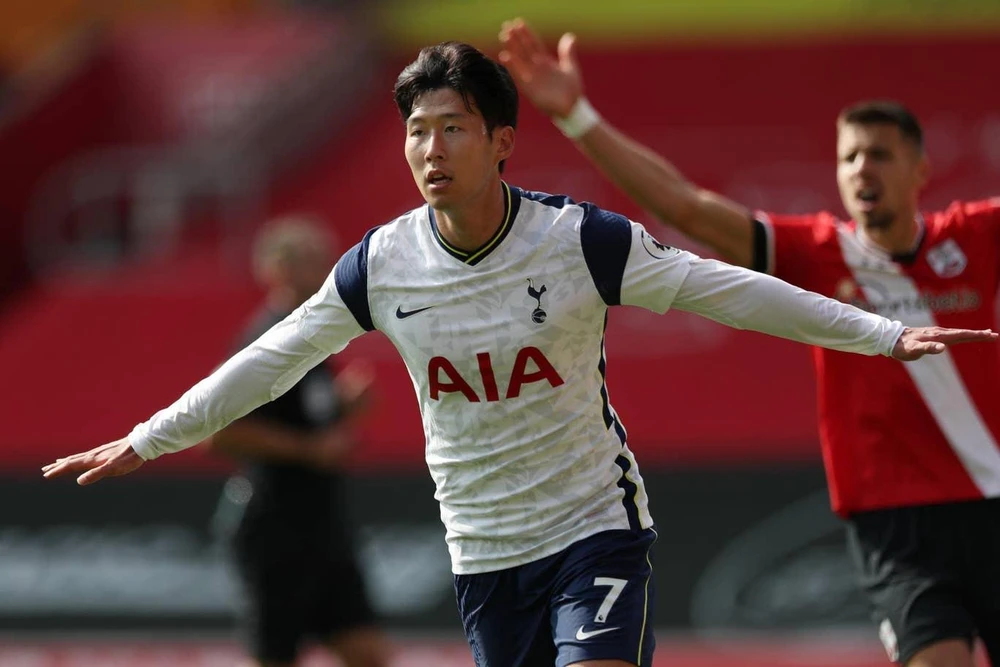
top-left (287, 243), bottom-right (331, 298)
top-left (404, 87), bottom-right (513, 210)
top-left (836, 122), bottom-right (928, 230)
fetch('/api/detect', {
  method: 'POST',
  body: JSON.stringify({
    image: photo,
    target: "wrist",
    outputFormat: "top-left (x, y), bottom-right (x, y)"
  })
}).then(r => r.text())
top-left (128, 427), bottom-right (158, 461)
top-left (886, 323), bottom-right (907, 358)
top-left (553, 97), bottom-right (601, 140)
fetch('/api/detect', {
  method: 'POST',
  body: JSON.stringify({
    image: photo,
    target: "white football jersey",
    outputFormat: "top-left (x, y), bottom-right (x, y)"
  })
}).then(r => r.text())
top-left (300, 183), bottom-right (681, 573)
top-left (130, 182), bottom-right (904, 574)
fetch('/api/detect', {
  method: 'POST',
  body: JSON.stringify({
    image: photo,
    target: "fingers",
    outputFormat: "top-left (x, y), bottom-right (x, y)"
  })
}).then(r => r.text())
top-left (499, 19), bottom-right (524, 57)
top-left (42, 440), bottom-right (123, 479)
top-left (557, 32), bottom-right (579, 71)
top-left (930, 328), bottom-right (997, 343)
top-left (506, 27), bottom-right (537, 72)
top-left (506, 18), bottom-right (535, 57)
top-left (78, 462), bottom-right (113, 486)
top-left (42, 439), bottom-right (140, 485)
top-left (42, 454), bottom-right (95, 479)
top-left (909, 327), bottom-right (998, 346)
top-left (905, 340), bottom-right (946, 360)
top-left (498, 21), bottom-right (516, 58)
top-left (919, 341), bottom-right (947, 355)
top-left (517, 20), bottom-right (549, 62)
top-left (499, 23), bottom-right (533, 81)
top-left (501, 17), bottom-right (551, 69)
top-left (498, 48), bottom-right (530, 81)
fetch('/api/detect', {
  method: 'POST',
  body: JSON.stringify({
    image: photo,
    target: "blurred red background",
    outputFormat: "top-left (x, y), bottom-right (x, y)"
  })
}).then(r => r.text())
top-left (3, 29), bottom-right (1000, 472)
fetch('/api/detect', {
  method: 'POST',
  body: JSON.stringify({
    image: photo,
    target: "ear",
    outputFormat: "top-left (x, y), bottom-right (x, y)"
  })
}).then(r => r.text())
top-left (494, 125), bottom-right (515, 164)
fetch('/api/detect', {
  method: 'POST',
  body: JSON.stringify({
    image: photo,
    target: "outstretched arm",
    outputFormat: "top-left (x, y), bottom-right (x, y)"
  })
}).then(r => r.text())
top-left (43, 316), bottom-right (331, 485)
top-left (43, 239), bottom-right (375, 486)
top-left (669, 255), bottom-right (997, 360)
top-left (499, 19), bottom-right (756, 267)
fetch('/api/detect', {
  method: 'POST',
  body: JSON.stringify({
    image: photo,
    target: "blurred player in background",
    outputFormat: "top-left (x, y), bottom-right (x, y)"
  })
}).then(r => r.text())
top-left (45, 41), bottom-right (996, 667)
top-left (208, 218), bottom-right (389, 667)
top-left (499, 19), bottom-right (1000, 667)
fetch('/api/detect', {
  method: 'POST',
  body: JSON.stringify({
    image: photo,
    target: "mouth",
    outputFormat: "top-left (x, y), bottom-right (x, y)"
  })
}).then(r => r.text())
top-left (855, 185), bottom-right (881, 211)
top-left (426, 170), bottom-right (453, 192)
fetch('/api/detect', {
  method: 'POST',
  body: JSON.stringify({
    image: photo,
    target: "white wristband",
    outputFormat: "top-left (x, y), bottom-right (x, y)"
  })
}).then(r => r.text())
top-left (553, 97), bottom-right (601, 139)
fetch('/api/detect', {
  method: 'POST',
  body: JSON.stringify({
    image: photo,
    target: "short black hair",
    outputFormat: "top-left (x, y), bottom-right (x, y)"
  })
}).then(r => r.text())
top-left (837, 100), bottom-right (923, 150)
top-left (393, 41), bottom-right (518, 172)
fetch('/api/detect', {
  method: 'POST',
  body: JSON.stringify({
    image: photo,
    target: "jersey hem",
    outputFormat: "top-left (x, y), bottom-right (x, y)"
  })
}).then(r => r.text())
top-left (447, 518), bottom-right (637, 575)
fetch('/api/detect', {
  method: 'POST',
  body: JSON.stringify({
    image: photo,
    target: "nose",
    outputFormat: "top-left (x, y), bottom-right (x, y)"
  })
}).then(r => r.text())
top-left (424, 129), bottom-right (446, 163)
top-left (852, 153), bottom-right (876, 178)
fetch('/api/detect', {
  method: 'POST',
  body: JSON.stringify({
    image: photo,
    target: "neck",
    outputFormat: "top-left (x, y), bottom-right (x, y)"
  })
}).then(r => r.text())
top-left (434, 179), bottom-right (506, 251)
top-left (860, 211), bottom-right (921, 256)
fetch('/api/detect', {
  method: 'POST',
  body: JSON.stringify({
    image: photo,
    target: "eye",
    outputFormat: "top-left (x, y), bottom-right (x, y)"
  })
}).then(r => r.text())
top-left (409, 128), bottom-right (425, 138)
top-left (445, 125), bottom-right (460, 133)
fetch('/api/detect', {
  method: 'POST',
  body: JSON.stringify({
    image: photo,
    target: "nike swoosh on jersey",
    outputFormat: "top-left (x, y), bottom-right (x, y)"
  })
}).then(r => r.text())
top-left (395, 305), bottom-right (435, 319)
top-left (575, 625), bottom-right (620, 641)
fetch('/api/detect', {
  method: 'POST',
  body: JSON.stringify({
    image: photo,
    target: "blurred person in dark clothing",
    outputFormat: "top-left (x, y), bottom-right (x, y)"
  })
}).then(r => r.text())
top-left (209, 217), bottom-right (388, 667)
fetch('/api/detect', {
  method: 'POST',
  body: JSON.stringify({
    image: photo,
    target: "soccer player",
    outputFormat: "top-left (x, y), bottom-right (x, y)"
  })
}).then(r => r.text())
top-left (498, 19), bottom-right (1000, 667)
top-left (44, 41), bottom-right (996, 667)
top-left (207, 218), bottom-right (388, 667)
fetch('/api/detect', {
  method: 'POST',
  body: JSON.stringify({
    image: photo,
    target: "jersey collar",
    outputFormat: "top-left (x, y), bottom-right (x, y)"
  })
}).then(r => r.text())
top-left (854, 212), bottom-right (926, 265)
top-left (428, 181), bottom-right (521, 266)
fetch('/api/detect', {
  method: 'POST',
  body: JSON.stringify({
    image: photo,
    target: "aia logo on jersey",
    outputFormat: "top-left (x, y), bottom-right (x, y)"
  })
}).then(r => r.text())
top-left (926, 239), bottom-right (967, 278)
top-left (526, 279), bottom-right (547, 323)
top-left (428, 347), bottom-right (564, 402)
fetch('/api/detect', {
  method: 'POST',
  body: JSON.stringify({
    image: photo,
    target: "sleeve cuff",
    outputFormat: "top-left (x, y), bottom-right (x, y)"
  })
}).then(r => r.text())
top-left (127, 425), bottom-right (159, 461)
top-left (880, 320), bottom-right (906, 357)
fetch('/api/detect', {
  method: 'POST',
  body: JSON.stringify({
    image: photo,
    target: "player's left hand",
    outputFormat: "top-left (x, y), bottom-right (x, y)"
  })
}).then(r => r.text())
top-left (41, 437), bottom-right (144, 485)
top-left (499, 18), bottom-right (583, 120)
top-left (891, 326), bottom-right (998, 361)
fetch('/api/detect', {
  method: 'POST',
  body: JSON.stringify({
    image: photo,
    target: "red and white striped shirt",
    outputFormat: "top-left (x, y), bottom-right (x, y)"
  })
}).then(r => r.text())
top-left (759, 199), bottom-right (1000, 515)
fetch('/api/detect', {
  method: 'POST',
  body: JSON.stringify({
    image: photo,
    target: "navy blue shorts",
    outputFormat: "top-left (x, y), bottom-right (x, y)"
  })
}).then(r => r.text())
top-left (454, 528), bottom-right (657, 667)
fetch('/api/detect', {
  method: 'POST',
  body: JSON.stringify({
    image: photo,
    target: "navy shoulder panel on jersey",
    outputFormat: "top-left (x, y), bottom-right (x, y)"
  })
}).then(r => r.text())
top-left (516, 187), bottom-right (577, 209)
top-left (517, 188), bottom-right (632, 305)
top-left (334, 227), bottom-right (379, 332)
top-left (579, 204), bottom-right (632, 306)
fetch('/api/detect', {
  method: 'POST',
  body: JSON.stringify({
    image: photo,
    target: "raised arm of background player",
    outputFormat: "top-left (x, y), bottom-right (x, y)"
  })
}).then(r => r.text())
top-left (499, 19), bottom-right (756, 268)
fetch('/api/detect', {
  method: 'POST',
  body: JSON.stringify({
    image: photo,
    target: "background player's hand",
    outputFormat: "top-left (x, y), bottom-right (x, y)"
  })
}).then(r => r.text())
top-left (338, 360), bottom-right (376, 417)
top-left (41, 437), bottom-right (144, 485)
top-left (891, 326), bottom-right (998, 361)
top-left (499, 18), bottom-right (583, 119)
top-left (306, 427), bottom-right (356, 470)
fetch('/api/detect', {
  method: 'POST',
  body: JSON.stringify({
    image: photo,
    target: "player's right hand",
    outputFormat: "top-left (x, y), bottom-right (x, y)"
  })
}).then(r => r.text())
top-left (41, 437), bottom-right (144, 485)
top-left (499, 18), bottom-right (583, 120)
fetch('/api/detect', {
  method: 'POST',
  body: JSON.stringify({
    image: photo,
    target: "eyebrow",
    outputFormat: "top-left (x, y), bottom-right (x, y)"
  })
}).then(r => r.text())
top-left (407, 111), bottom-right (471, 124)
